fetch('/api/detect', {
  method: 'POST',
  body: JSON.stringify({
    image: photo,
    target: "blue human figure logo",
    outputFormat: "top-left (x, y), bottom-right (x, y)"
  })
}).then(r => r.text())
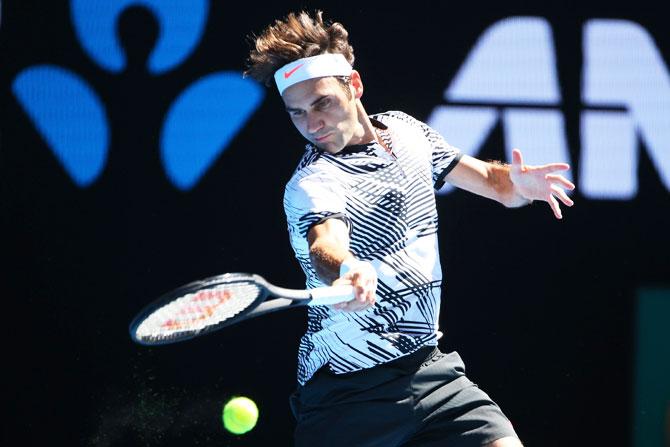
top-left (12, 0), bottom-right (264, 190)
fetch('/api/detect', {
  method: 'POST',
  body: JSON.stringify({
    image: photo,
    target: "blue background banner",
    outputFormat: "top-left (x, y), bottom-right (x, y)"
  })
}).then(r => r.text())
top-left (2, 0), bottom-right (669, 445)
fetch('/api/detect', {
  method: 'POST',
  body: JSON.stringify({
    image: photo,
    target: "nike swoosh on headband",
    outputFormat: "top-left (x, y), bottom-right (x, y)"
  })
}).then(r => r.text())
top-left (274, 54), bottom-right (352, 95)
top-left (284, 64), bottom-right (305, 79)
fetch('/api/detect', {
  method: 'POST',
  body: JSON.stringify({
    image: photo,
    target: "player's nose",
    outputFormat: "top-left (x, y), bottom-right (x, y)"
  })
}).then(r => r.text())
top-left (307, 113), bottom-right (324, 134)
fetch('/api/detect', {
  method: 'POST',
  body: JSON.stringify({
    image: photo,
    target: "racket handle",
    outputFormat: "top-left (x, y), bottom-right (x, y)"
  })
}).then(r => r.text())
top-left (308, 285), bottom-right (356, 306)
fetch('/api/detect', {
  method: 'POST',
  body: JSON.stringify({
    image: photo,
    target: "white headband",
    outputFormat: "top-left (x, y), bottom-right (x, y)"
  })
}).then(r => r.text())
top-left (274, 53), bottom-right (352, 95)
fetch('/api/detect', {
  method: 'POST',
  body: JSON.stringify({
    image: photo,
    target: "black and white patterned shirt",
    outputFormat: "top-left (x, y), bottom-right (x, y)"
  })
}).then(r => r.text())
top-left (284, 111), bottom-right (461, 385)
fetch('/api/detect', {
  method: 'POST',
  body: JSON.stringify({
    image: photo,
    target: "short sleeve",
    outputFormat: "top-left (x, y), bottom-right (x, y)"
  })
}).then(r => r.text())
top-left (416, 120), bottom-right (462, 190)
top-left (376, 111), bottom-right (461, 190)
top-left (284, 171), bottom-right (351, 240)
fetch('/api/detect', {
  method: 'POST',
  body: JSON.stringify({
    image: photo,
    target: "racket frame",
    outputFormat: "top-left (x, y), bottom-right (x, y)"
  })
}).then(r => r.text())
top-left (129, 273), bottom-right (352, 346)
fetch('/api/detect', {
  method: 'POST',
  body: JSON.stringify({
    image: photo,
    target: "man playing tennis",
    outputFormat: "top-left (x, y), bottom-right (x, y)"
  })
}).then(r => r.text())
top-left (245, 10), bottom-right (574, 447)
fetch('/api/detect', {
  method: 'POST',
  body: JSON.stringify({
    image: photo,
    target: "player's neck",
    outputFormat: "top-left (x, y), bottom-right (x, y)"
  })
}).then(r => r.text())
top-left (351, 101), bottom-right (378, 146)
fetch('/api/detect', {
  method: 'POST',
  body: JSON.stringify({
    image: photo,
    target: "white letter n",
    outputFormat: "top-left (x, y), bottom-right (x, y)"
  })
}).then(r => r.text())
top-left (582, 19), bottom-right (670, 199)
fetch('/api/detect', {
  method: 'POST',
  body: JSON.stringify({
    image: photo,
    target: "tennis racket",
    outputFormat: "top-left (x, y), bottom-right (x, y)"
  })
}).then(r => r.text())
top-left (129, 272), bottom-right (355, 346)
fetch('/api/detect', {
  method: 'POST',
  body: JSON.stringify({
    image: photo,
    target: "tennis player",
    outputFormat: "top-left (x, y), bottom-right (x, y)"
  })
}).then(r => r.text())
top-left (245, 10), bottom-right (574, 447)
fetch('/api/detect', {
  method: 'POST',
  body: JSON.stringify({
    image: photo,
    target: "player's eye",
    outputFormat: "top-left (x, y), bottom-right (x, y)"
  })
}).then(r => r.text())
top-left (317, 98), bottom-right (331, 109)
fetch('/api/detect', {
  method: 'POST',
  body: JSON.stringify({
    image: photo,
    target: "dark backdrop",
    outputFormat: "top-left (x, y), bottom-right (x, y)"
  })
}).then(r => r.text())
top-left (2, 1), bottom-right (669, 446)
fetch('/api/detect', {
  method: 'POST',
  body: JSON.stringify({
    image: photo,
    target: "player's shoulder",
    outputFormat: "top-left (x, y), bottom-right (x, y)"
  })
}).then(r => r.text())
top-left (294, 143), bottom-right (324, 170)
top-left (285, 145), bottom-right (334, 193)
top-left (283, 159), bottom-right (340, 218)
top-left (372, 110), bottom-right (424, 127)
top-left (372, 111), bottom-right (434, 144)
top-left (287, 145), bottom-right (323, 178)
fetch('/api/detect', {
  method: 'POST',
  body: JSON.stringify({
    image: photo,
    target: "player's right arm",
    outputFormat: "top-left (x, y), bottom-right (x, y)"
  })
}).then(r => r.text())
top-left (307, 218), bottom-right (377, 312)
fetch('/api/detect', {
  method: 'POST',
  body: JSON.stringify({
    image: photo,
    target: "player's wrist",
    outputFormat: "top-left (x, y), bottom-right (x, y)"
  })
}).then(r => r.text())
top-left (513, 191), bottom-right (533, 207)
top-left (507, 183), bottom-right (533, 207)
top-left (339, 258), bottom-right (374, 277)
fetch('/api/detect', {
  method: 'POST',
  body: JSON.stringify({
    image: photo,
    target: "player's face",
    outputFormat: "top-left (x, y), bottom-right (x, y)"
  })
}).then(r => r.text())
top-left (282, 73), bottom-right (366, 154)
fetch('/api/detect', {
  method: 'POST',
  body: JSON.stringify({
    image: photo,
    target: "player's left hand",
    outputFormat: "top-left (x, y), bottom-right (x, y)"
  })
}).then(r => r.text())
top-left (510, 148), bottom-right (575, 219)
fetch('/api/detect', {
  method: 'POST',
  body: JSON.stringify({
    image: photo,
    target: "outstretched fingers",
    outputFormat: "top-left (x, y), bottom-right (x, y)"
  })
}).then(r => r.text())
top-left (512, 149), bottom-right (571, 177)
top-left (546, 174), bottom-right (575, 191)
top-left (512, 148), bottom-right (524, 167)
top-left (551, 184), bottom-right (574, 207)
top-left (545, 182), bottom-right (575, 219)
top-left (548, 194), bottom-right (562, 219)
top-left (511, 148), bottom-right (575, 219)
top-left (535, 163), bottom-right (571, 174)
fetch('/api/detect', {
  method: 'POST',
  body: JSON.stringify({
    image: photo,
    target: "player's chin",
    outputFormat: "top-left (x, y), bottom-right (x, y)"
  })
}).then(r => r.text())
top-left (315, 140), bottom-right (344, 154)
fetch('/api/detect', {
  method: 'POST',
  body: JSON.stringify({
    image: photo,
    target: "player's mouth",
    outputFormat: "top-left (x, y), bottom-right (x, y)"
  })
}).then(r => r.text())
top-left (314, 133), bottom-right (332, 142)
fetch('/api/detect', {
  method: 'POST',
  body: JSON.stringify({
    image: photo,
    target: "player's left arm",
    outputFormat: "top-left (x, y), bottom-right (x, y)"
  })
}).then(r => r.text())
top-left (445, 148), bottom-right (575, 219)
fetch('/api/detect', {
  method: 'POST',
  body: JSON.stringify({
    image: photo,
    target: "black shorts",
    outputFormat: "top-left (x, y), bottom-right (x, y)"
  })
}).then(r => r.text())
top-left (290, 347), bottom-right (518, 447)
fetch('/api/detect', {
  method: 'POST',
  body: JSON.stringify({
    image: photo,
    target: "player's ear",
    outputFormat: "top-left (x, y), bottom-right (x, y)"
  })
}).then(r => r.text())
top-left (350, 70), bottom-right (364, 99)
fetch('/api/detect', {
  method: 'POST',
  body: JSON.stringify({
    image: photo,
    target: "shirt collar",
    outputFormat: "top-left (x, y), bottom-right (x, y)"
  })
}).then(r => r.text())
top-left (332, 117), bottom-right (388, 156)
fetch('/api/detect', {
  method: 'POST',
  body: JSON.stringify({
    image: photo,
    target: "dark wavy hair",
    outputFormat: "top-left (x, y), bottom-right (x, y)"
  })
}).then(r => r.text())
top-left (244, 10), bottom-right (355, 90)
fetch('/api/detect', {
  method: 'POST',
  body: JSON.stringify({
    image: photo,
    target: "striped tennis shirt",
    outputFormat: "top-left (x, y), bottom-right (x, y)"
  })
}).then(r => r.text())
top-left (284, 110), bottom-right (462, 385)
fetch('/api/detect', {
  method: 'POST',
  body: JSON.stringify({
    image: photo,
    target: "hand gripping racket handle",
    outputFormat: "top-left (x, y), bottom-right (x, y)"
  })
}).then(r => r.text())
top-left (308, 285), bottom-right (356, 306)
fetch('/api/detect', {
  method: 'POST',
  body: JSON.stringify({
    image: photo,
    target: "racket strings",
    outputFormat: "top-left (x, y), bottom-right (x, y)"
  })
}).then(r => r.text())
top-left (135, 282), bottom-right (261, 341)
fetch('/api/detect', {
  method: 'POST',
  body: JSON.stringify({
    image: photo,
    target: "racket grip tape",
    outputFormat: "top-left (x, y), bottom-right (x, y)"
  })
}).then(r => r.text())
top-left (308, 285), bottom-right (356, 306)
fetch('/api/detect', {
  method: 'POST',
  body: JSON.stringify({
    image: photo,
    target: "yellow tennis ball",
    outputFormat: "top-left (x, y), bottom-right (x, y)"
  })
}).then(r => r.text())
top-left (222, 396), bottom-right (259, 435)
